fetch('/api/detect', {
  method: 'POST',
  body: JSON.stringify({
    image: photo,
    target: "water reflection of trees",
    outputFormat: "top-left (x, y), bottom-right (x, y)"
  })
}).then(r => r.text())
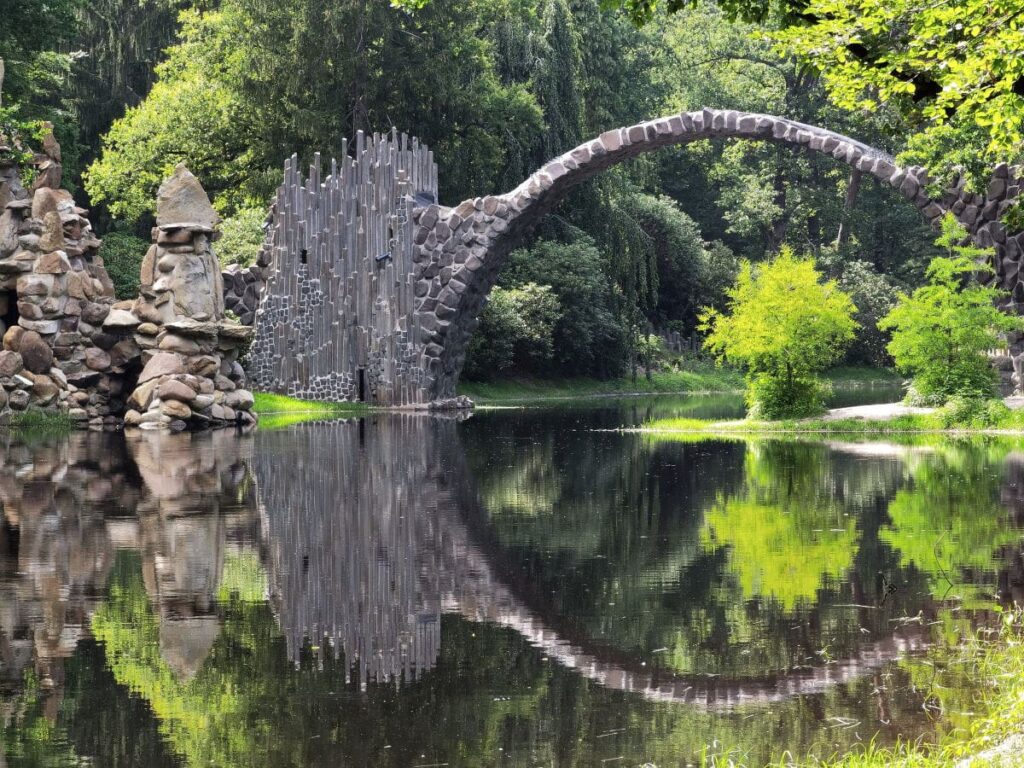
top-left (0, 424), bottom-right (1022, 767)
top-left (880, 442), bottom-right (1024, 607)
top-left (459, 420), bottom-right (954, 678)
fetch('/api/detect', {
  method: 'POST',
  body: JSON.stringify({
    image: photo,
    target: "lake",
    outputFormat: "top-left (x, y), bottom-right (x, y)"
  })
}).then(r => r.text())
top-left (1, 389), bottom-right (1022, 767)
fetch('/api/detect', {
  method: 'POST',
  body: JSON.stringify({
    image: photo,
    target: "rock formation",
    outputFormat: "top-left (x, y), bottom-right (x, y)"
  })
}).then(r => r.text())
top-left (124, 164), bottom-right (256, 430)
top-left (0, 128), bottom-right (256, 429)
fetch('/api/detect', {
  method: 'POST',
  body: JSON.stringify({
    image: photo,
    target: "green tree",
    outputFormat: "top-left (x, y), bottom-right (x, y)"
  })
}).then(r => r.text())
top-left (700, 249), bottom-right (858, 417)
top-left (501, 237), bottom-right (629, 378)
top-left (878, 216), bottom-right (1023, 403)
top-left (771, 0), bottom-right (1024, 166)
top-left (464, 283), bottom-right (562, 380)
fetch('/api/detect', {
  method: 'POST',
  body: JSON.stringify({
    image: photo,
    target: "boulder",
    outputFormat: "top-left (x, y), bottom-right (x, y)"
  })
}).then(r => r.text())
top-left (8, 389), bottom-right (29, 410)
top-left (138, 351), bottom-right (186, 384)
top-left (19, 331), bottom-right (54, 374)
top-left (0, 351), bottom-right (23, 378)
top-left (160, 399), bottom-right (192, 419)
top-left (155, 164), bottom-right (219, 230)
top-left (157, 378), bottom-right (197, 403)
top-left (30, 374), bottom-right (59, 406)
top-left (2, 326), bottom-right (23, 351)
top-left (84, 347), bottom-right (111, 371)
top-left (103, 308), bottom-right (140, 330)
top-left (38, 211), bottom-right (65, 252)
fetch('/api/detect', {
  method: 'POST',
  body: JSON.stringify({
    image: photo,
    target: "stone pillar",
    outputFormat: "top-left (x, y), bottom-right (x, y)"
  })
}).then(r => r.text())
top-left (124, 164), bottom-right (256, 430)
top-left (0, 126), bottom-right (128, 427)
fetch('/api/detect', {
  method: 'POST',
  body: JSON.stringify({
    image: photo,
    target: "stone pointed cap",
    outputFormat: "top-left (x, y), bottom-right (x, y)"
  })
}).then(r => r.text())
top-left (155, 164), bottom-right (219, 230)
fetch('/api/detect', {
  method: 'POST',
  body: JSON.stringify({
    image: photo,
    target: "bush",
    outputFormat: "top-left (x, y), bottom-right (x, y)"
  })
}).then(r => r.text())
top-left (463, 283), bottom-right (561, 381)
top-left (97, 231), bottom-right (147, 299)
top-left (879, 215), bottom-right (1024, 402)
top-left (939, 395), bottom-right (1011, 428)
top-left (216, 206), bottom-right (266, 268)
top-left (501, 237), bottom-right (628, 378)
top-left (701, 248), bottom-right (858, 419)
top-left (746, 373), bottom-right (831, 420)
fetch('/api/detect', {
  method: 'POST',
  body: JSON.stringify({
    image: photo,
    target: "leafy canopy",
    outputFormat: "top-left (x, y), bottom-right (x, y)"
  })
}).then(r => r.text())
top-left (878, 215), bottom-right (1023, 402)
top-left (700, 250), bottom-right (857, 414)
top-left (770, 0), bottom-right (1024, 162)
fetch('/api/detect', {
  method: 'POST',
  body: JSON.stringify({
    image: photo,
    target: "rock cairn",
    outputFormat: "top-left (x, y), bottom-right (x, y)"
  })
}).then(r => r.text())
top-left (124, 164), bottom-right (256, 430)
top-left (0, 126), bottom-right (132, 427)
top-left (1, 121), bottom-right (256, 429)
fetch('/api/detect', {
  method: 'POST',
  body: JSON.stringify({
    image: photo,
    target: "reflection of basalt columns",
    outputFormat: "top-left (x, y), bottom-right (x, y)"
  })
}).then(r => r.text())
top-left (254, 417), bottom-right (446, 684)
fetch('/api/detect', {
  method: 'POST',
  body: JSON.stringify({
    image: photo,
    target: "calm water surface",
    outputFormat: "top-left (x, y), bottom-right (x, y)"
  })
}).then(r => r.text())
top-left (2, 390), bottom-right (1023, 767)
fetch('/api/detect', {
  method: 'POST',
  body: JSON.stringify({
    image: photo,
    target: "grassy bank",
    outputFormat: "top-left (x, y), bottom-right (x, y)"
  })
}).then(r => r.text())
top-left (458, 366), bottom-right (744, 402)
top-left (458, 365), bottom-right (900, 403)
top-left (0, 408), bottom-right (74, 431)
top-left (801, 613), bottom-right (1024, 768)
top-left (252, 392), bottom-right (368, 429)
top-left (642, 400), bottom-right (1024, 437)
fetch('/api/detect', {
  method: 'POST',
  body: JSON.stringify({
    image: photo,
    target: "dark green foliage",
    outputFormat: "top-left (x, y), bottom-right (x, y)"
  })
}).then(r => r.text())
top-left (476, 237), bottom-right (629, 379)
top-left (464, 284), bottom-right (562, 380)
top-left (98, 231), bottom-right (147, 299)
top-left (836, 260), bottom-right (899, 368)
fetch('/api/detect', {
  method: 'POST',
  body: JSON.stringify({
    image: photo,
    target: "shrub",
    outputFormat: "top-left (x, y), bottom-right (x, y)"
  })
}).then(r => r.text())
top-left (501, 237), bottom-right (628, 378)
top-left (878, 215), bottom-right (1024, 402)
top-left (216, 206), bottom-right (266, 268)
top-left (463, 283), bottom-right (561, 380)
top-left (700, 248), bottom-right (858, 419)
top-left (746, 373), bottom-right (832, 420)
top-left (97, 231), bottom-right (147, 300)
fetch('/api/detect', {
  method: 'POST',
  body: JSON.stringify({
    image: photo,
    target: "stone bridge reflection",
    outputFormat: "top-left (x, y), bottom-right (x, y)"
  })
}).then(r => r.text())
top-left (4, 420), bottom-right (1019, 716)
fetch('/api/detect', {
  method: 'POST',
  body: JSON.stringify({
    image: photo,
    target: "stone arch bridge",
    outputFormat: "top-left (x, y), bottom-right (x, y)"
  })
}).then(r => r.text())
top-left (243, 109), bottom-right (1024, 405)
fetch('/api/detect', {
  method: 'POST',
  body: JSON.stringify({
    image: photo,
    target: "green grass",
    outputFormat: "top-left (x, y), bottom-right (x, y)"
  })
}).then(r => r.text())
top-left (789, 613), bottom-right (1024, 768)
top-left (641, 400), bottom-right (1024, 437)
top-left (457, 365), bottom-right (900, 404)
top-left (252, 392), bottom-right (368, 429)
top-left (457, 366), bottom-right (744, 402)
top-left (0, 407), bottom-right (74, 431)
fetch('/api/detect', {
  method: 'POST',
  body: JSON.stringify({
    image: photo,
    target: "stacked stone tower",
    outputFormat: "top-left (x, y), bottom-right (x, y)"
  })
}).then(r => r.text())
top-left (0, 118), bottom-right (256, 429)
top-left (123, 165), bottom-right (256, 429)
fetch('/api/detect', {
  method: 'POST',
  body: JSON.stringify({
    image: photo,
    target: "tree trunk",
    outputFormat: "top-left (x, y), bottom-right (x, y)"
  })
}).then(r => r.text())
top-left (835, 169), bottom-right (863, 246)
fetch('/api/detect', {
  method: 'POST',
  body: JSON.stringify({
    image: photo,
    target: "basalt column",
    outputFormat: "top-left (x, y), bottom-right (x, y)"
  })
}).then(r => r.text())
top-left (249, 131), bottom-right (456, 407)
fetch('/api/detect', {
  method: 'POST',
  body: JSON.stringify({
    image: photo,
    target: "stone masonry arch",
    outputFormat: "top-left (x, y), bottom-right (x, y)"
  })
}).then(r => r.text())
top-left (248, 109), bottom-right (1024, 404)
top-left (412, 108), bottom-right (1024, 401)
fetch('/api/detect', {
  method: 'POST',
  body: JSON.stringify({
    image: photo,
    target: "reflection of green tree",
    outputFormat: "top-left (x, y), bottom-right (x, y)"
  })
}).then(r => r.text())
top-left (701, 444), bottom-right (860, 611)
top-left (880, 442), bottom-right (1024, 605)
top-left (464, 417), bottom-right (914, 677)
top-left (0, 673), bottom-right (80, 767)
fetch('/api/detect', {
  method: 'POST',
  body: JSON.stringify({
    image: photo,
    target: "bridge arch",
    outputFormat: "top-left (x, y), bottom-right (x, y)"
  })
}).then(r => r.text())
top-left (412, 108), bottom-right (1018, 400)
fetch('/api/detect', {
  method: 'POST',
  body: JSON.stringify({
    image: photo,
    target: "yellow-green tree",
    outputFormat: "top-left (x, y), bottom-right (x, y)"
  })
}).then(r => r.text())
top-left (700, 249), bottom-right (858, 418)
top-left (878, 216), bottom-right (1023, 403)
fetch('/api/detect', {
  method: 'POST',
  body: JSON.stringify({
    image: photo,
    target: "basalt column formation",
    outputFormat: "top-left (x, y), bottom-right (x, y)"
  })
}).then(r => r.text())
top-left (248, 131), bottom-right (460, 407)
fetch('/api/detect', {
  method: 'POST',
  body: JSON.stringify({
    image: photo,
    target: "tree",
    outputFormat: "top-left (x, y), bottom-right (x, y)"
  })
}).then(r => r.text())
top-left (878, 215), bottom-right (1023, 403)
top-left (770, 0), bottom-right (1024, 166)
top-left (463, 283), bottom-right (562, 380)
top-left (501, 237), bottom-right (629, 378)
top-left (700, 249), bottom-right (858, 418)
